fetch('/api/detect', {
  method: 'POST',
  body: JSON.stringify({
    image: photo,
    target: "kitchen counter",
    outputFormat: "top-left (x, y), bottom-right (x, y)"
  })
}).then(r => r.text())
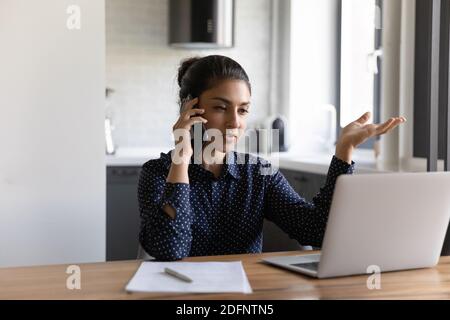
top-left (105, 147), bottom-right (386, 175)
top-left (105, 147), bottom-right (169, 167)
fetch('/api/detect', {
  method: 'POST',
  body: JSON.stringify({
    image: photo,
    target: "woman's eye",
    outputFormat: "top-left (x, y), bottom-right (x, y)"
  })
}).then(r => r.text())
top-left (214, 106), bottom-right (226, 111)
top-left (239, 109), bottom-right (249, 114)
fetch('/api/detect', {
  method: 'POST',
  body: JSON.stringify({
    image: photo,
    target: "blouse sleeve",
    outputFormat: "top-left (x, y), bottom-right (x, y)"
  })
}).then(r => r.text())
top-left (263, 156), bottom-right (355, 247)
top-left (137, 160), bottom-right (193, 261)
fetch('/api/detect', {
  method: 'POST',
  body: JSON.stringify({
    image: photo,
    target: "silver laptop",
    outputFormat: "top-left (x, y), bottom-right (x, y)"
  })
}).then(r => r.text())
top-left (262, 172), bottom-right (450, 278)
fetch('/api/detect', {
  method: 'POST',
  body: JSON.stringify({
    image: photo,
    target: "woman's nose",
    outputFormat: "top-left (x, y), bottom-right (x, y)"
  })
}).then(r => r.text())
top-left (226, 110), bottom-right (240, 128)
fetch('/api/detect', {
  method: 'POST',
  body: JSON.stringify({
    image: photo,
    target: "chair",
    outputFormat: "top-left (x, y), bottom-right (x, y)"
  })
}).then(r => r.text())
top-left (137, 244), bottom-right (153, 260)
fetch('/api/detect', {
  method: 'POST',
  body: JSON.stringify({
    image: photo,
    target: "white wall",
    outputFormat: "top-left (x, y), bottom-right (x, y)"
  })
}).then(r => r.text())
top-left (106, 0), bottom-right (272, 149)
top-left (0, 0), bottom-right (106, 267)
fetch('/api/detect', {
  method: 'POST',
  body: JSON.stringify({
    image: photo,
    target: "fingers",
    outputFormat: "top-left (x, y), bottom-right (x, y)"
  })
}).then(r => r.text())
top-left (187, 116), bottom-right (208, 125)
top-left (355, 112), bottom-right (372, 125)
top-left (376, 118), bottom-right (395, 134)
top-left (173, 105), bottom-right (207, 131)
top-left (173, 96), bottom-right (208, 132)
top-left (376, 117), bottom-right (405, 135)
top-left (183, 108), bottom-right (205, 120)
top-left (180, 97), bottom-right (199, 114)
top-left (384, 118), bottom-right (405, 133)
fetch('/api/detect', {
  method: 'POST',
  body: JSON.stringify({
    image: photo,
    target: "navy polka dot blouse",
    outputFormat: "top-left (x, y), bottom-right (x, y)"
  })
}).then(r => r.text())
top-left (138, 150), bottom-right (355, 261)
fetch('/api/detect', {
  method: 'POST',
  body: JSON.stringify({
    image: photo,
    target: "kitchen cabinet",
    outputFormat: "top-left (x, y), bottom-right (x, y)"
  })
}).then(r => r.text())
top-left (106, 166), bottom-right (327, 260)
top-left (261, 169), bottom-right (327, 252)
top-left (280, 169), bottom-right (327, 202)
top-left (106, 166), bottom-right (142, 261)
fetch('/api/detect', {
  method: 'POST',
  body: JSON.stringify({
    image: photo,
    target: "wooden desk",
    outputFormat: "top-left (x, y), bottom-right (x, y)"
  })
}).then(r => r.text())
top-left (1, 250), bottom-right (450, 299)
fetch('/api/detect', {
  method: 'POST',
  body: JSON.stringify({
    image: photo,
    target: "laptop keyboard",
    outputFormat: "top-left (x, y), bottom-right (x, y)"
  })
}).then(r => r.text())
top-left (290, 262), bottom-right (319, 272)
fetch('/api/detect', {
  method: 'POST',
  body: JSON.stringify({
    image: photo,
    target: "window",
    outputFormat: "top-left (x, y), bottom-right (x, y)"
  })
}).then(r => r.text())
top-left (338, 0), bottom-right (382, 148)
top-left (286, 0), bottom-right (382, 154)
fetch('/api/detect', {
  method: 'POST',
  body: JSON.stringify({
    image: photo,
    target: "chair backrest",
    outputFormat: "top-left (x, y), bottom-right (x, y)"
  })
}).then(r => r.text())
top-left (262, 220), bottom-right (313, 252)
top-left (137, 244), bottom-right (153, 260)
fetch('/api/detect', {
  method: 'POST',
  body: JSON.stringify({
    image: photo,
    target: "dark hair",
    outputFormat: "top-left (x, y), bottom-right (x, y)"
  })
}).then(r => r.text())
top-left (177, 55), bottom-right (251, 111)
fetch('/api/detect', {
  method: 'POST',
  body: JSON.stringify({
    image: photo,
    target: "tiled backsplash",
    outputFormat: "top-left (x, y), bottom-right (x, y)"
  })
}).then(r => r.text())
top-left (106, 0), bottom-right (272, 150)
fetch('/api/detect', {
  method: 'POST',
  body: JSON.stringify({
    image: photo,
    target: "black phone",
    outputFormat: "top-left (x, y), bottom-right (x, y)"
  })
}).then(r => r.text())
top-left (186, 95), bottom-right (208, 141)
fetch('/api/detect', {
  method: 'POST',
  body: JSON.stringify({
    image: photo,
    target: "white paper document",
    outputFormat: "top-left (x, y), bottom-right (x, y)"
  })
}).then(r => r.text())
top-left (125, 261), bottom-right (253, 294)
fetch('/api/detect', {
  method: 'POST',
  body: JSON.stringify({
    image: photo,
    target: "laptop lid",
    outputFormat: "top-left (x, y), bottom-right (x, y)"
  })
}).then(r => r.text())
top-left (317, 172), bottom-right (450, 278)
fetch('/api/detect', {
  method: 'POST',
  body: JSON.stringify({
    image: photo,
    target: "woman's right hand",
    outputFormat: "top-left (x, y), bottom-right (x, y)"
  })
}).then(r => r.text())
top-left (172, 97), bottom-right (208, 163)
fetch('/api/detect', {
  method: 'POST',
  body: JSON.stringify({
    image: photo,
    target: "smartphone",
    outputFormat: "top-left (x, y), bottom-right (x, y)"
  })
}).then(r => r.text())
top-left (186, 94), bottom-right (208, 141)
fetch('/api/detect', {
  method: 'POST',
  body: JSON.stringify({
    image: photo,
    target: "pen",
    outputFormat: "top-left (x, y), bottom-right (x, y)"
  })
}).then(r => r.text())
top-left (164, 267), bottom-right (193, 283)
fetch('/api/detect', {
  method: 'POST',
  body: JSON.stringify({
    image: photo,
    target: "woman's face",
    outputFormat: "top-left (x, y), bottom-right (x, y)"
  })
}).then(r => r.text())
top-left (198, 79), bottom-right (251, 152)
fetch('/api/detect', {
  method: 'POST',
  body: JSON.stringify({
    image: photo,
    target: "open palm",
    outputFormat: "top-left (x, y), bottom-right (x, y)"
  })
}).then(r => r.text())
top-left (340, 112), bottom-right (406, 148)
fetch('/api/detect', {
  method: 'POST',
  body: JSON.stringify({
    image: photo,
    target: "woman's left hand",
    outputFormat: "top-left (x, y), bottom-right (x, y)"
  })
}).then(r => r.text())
top-left (335, 112), bottom-right (406, 164)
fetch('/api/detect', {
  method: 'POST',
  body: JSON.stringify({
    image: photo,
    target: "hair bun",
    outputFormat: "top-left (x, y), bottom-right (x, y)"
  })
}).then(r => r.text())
top-left (177, 57), bottom-right (201, 87)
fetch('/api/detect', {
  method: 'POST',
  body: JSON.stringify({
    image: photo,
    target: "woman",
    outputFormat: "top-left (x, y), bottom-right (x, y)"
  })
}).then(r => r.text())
top-left (138, 55), bottom-right (405, 261)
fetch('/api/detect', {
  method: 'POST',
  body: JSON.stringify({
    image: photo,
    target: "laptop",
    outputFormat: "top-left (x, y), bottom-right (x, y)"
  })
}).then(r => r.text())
top-left (261, 172), bottom-right (450, 278)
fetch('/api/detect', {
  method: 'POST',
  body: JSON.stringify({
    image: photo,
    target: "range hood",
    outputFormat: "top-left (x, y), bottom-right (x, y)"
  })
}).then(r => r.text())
top-left (169, 0), bottom-right (234, 49)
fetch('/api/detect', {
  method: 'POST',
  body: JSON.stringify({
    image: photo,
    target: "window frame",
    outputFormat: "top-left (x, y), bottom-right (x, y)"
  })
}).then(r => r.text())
top-left (336, 0), bottom-right (383, 150)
